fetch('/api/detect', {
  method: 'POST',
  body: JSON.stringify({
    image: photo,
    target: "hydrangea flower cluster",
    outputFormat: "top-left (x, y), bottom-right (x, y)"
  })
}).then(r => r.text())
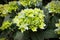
top-left (13, 8), bottom-right (45, 32)
top-left (46, 1), bottom-right (60, 13)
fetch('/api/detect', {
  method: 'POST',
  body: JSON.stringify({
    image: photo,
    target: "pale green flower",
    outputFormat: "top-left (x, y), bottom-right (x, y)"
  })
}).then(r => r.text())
top-left (13, 8), bottom-right (45, 32)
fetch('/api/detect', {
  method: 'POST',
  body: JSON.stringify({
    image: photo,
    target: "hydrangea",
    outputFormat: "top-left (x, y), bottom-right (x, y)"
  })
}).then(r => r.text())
top-left (46, 1), bottom-right (60, 13)
top-left (0, 1), bottom-right (18, 17)
top-left (55, 19), bottom-right (60, 34)
top-left (0, 21), bottom-right (12, 30)
top-left (13, 8), bottom-right (45, 32)
top-left (19, 0), bottom-right (42, 6)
